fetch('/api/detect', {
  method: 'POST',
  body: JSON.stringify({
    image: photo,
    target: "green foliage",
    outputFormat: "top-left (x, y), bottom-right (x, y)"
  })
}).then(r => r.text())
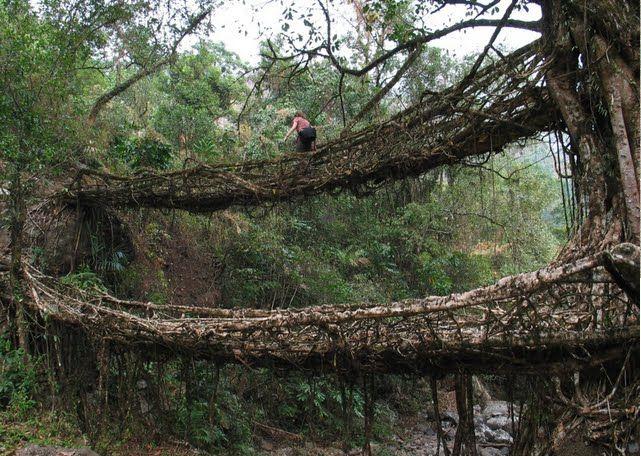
top-left (168, 364), bottom-right (255, 453)
top-left (0, 336), bottom-right (36, 413)
top-left (212, 148), bottom-right (561, 312)
top-left (0, 409), bottom-right (83, 453)
top-left (176, 400), bottom-right (223, 449)
top-left (109, 135), bottom-right (174, 170)
top-left (0, 0), bottom-right (99, 174)
top-left (251, 371), bottom-right (366, 442)
top-left (151, 42), bottom-right (246, 159)
top-left (59, 267), bottom-right (106, 292)
top-left (88, 229), bottom-right (129, 274)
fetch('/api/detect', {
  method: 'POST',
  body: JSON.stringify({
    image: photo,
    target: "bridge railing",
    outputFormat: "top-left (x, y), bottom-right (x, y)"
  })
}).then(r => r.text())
top-left (19, 244), bottom-right (639, 373)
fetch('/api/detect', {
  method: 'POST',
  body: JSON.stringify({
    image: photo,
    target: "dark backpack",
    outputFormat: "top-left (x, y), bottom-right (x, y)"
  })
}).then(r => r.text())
top-left (298, 126), bottom-right (316, 142)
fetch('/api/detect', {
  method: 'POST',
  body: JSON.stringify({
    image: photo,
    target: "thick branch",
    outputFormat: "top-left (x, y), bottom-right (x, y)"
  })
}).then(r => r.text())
top-left (87, 57), bottom-right (172, 125)
top-left (87, 8), bottom-right (211, 125)
top-left (65, 43), bottom-right (556, 213)
top-left (332, 18), bottom-right (539, 76)
top-left (343, 44), bottom-right (423, 131)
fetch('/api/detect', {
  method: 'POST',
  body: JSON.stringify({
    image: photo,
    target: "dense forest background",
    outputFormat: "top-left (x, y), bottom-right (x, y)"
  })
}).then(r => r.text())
top-left (0, 0), bottom-right (582, 454)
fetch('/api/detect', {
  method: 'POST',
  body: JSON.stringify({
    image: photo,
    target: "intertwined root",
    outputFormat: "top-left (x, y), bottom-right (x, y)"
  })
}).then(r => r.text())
top-left (61, 43), bottom-right (557, 214)
top-left (17, 244), bottom-right (638, 373)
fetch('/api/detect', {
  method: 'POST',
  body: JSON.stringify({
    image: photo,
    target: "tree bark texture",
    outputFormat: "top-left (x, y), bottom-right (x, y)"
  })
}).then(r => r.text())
top-left (542, 0), bottom-right (640, 253)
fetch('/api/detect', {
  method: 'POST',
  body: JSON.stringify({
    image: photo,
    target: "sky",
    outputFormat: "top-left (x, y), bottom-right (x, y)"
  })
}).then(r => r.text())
top-left (205, 0), bottom-right (542, 65)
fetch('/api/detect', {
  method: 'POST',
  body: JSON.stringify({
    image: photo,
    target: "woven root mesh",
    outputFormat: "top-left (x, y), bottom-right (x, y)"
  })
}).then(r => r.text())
top-left (19, 243), bottom-right (639, 374)
top-left (60, 42), bottom-right (559, 213)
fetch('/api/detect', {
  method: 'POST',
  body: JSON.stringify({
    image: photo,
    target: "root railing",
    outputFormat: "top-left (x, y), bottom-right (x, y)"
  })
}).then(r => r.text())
top-left (18, 243), bottom-right (639, 374)
top-left (60, 42), bottom-right (559, 213)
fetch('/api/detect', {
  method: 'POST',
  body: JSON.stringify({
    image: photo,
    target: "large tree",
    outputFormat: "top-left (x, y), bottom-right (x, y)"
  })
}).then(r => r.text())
top-left (263, 0), bottom-right (639, 256)
top-left (0, 0), bottom-right (218, 353)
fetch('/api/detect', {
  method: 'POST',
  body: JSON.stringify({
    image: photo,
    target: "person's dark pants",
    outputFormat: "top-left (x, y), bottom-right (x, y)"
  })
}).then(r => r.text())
top-left (296, 139), bottom-right (313, 152)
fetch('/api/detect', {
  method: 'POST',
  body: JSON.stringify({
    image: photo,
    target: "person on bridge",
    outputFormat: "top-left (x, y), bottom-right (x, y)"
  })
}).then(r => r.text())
top-left (283, 111), bottom-right (317, 152)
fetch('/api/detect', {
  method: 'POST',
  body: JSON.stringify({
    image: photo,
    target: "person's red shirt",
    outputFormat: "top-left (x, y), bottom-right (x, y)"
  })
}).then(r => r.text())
top-left (292, 116), bottom-right (311, 132)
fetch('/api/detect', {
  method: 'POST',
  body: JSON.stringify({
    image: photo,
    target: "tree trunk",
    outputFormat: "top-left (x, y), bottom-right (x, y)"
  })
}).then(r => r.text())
top-left (542, 0), bottom-right (640, 256)
top-left (452, 373), bottom-right (477, 456)
top-left (8, 167), bottom-right (29, 355)
top-left (362, 374), bottom-right (374, 456)
top-left (538, 1), bottom-right (640, 453)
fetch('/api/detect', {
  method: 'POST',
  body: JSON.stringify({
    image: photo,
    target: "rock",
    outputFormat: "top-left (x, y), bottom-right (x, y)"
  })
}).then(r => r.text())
top-left (483, 428), bottom-right (513, 444)
top-left (16, 445), bottom-right (100, 456)
top-left (486, 415), bottom-right (517, 434)
top-left (499, 447), bottom-right (509, 456)
top-left (441, 410), bottom-right (459, 425)
top-left (136, 379), bottom-right (147, 390)
top-left (478, 446), bottom-right (503, 456)
top-left (486, 416), bottom-right (507, 430)
top-left (482, 401), bottom-right (510, 420)
top-left (475, 423), bottom-right (491, 444)
top-left (260, 439), bottom-right (275, 451)
top-left (627, 442), bottom-right (639, 454)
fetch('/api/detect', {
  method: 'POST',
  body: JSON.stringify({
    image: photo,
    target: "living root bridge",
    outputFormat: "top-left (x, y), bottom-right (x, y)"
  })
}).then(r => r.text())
top-left (60, 42), bottom-right (559, 213)
top-left (19, 243), bottom-right (639, 374)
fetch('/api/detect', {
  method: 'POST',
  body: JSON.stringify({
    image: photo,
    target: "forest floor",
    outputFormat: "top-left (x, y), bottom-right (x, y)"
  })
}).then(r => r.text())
top-left (2, 392), bottom-right (513, 456)
top-left (255, 400), bottom-right (515, 456)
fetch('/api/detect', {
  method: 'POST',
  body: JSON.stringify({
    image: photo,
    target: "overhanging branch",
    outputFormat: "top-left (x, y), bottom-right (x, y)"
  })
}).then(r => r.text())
top-left (87, 8), bottom-right (212, 125)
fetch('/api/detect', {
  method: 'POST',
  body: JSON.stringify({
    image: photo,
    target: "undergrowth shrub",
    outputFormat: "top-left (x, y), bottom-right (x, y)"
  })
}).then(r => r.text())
top-left (109, 135), bottom-right (174, 170)
top-left (0, 335), bottom-right (36, 413)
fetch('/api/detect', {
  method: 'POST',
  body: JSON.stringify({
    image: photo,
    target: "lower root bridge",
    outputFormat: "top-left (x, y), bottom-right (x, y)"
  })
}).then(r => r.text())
top-left (20, 243), bottom-right (639, 374)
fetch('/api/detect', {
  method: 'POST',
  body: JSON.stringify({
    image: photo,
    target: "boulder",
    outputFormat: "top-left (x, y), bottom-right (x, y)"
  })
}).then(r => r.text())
top-left (478, 446), bottom-right (503, 456)
top-left (483, 428), bottom-right (513, 445)
top-left (486, 415), bottom-right (518, 433)
top-left (482, 401), bottom-right (510, 420)
top-left (475, 423), bottom-right (491, 444)
top-left (486, 416), bottom-right (508, 430)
